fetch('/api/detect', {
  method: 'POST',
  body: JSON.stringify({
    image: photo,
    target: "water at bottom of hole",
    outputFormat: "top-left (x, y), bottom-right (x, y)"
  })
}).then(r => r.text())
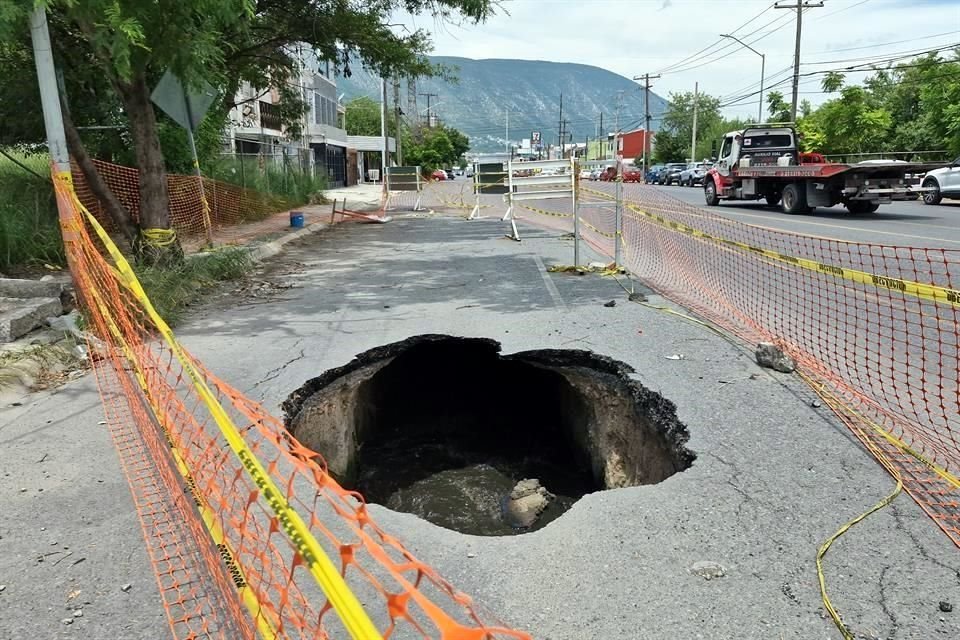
top-left (355, 425), bottom-right (590, 536)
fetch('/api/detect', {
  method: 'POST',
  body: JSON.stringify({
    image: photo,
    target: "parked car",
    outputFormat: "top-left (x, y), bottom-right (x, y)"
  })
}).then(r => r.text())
top-left (590, 168), bottom-right (603, 181)
top-left (662, 163), bottom-right (687, 185)
top-left (622, 168), bottom-right (643, 183)
top-left (645, 164), bottom-right (665, 184)
top-left (431, 169), bottom-right (447, 181)
top-left (465, 167), bottom-right (475, 178)
top-left (679, 161), bottom-right (712, 187)
top-left (921, 156), bottom-right (960, 205)
top-left (579, 169), bottom-right (592, 180)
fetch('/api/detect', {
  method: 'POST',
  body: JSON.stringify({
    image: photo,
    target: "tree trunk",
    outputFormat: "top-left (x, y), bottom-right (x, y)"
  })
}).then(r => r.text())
top-left (117, 72), bottom-right (183, 266)
top-left (60, 96), bottom-right (139, 248)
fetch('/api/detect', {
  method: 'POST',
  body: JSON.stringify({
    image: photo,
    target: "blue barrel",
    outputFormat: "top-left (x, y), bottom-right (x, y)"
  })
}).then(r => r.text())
top-left (290, 211), bottom-right (305, 228)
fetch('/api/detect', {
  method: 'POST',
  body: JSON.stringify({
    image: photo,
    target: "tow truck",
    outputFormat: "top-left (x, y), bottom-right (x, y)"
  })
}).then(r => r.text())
top-left (703, 124), bottom-right (928, 214)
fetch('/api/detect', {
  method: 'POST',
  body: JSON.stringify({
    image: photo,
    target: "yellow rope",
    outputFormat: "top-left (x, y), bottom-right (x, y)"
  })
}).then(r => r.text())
top-left (140, 227), bottom-right (178, 248)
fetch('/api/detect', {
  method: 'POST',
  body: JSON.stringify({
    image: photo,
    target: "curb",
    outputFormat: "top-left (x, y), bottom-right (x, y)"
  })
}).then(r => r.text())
top-left (248, 221), bottom-right (330, 262)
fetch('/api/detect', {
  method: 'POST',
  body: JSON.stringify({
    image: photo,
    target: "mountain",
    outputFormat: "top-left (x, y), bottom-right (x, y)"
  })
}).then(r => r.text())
top-left (336, 57), bottom-right (669, 153)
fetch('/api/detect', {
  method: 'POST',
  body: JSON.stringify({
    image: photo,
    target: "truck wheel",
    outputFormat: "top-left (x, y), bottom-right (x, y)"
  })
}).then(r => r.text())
top-left (765, 194), bottom-right (781, 207)
top-left (923, 178), bottom-right (942, 205)
top-left (846, 200), bottom-right (871, 214)
top-left (781, 183), bottom-right (809, 215)
top-left (704, 179), bottom-right (720, 206)
top-left (867, 202), bottom-right (880, 213)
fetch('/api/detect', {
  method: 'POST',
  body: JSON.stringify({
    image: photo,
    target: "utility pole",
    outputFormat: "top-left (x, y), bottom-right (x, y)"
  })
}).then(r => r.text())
top-left (599, 112), bottom-right (604, 160)
top-left (381, 78), bottom-right (389, 180)
top-left (775, 1), bottom-right (823, 122)
top-left (691, 82), bottom-right (699, 162)
top-left (557, 92), bottom-right (563, 159)
top-left (505, 110), bottom-right (510, 157)
top-left (406, 77), bottom-right (417, 133)
top-left (392, 77), bottom-right (402, 165)
top-left (419, 92), bottom-right (438, 127)
top-left (29, 5), bottom-right (77, 256)
top-left (632, 73), bottom-right (660, 176)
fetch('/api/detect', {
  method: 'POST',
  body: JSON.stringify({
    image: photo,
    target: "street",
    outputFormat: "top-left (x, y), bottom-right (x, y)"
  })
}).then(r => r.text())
top-left (654, 184), bottom-right (960, 249)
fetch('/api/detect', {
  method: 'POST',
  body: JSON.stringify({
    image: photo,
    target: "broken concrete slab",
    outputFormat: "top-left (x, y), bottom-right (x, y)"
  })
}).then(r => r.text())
top-left (0, 278), bottom-right (63, 299)
top-left (0, 297), bottom-right (62, 342)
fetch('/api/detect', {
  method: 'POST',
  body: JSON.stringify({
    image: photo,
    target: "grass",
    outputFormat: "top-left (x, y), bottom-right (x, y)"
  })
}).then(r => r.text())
top-left (0, 152), bottom-right (65, 273)
top-left (135, 247), bottom-right (254, 326)
top-left (206, 155), bottom-right (328, 204)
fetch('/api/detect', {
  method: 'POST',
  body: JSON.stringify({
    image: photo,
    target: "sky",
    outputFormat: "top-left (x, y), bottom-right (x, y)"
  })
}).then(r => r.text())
top-left (398, 0), bottom-right (960, 119)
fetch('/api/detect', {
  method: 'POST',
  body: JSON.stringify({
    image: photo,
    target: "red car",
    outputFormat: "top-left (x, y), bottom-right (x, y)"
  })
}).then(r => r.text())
top-left (431, 169), bottom-right (447, 181)
top-left (599, 167), bottom-right (643, 182)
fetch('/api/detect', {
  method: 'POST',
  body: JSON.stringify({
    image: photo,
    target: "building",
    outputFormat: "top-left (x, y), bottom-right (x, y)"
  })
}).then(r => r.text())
top-left (616, 128), bottom-right (654, 162)
top-left (347, 135), bottom-right (397, 184)
top-left (226, 45), bottom-right (351, 187)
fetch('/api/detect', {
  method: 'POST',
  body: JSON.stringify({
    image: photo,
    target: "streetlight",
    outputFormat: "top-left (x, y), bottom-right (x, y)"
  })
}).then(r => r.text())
top-left (720, 34), bottom-right (765, 123)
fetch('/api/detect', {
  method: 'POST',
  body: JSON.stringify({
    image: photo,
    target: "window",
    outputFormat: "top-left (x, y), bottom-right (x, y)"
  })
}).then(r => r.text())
top-left (259, 101), bottom-right (281, 131)
top-left (719, 136), bottom-right (733, 159)
top-left (742, 134), bottom-right (792, 149)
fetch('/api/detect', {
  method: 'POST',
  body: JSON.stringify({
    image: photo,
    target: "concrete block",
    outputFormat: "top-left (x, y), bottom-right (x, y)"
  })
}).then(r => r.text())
top-left (0, 278), bottom-right (63, 299)
top-left (0, 297), bottom-right (62, 342)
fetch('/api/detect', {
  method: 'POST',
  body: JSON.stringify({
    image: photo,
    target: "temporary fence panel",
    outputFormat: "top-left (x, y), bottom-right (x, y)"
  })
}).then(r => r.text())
top-left (55, 167), bottom-right (534, 639)
top-left (384, 166), bottom-right (424, 212)
top-left (577, 160), bottom-right (621, 266)
top-left (503, 159), bottom-right (575, 241)
top-left (468, 162), bottom-right (509, 220)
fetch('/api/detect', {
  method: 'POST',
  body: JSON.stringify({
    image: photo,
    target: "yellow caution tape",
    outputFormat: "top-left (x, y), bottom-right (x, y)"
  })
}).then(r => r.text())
top-left (60, 171), bottom-right (382, 640)
top-left (516, 203), bottom-right (573, 218)
top-left (141, 227), bottom-right (178, 248)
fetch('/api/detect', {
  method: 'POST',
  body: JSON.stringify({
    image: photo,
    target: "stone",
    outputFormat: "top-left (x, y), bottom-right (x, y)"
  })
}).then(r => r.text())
top-left (72, 609), bottom-right (83, 617)
top-left (939, 601), bottom-right (953, 612)
top-left (811, 399), bottom-right (822, 408)
top-left (603, 300), bottom-right (616, 308)
top-left (120, 584), bottom-right (132, 592)
top-left (62, 618), bottom-right (73, 625)
top-left (628, 292), bottom-right (647, 302)
top-left (690, 560), bottom-right (726, 580)
top-left (755, 342), bottom-right (796, 373)
top-left (503, 479), bottom-right (555, 529)
top-left (0, 278), bottom-right (62, 299)
top-left (0, 297), bottom-right (63, 342)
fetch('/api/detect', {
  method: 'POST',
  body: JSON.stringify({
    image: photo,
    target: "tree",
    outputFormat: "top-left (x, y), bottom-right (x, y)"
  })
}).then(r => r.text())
top-left (766, 91), bottom-right (791, 123)
top-left (344, 96), bottom-right (388, 137)
top-left (1, 0), bottom-right (496, 263)
top-left (653, 90), bottom-right (721, 163)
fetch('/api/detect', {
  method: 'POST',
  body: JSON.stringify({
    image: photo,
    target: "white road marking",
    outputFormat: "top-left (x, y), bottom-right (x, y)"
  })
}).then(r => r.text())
top-left (532, 254), bottom-right (567, 310)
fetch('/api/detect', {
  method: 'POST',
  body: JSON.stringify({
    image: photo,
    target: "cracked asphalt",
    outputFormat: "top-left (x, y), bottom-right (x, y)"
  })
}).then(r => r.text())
top-left (1, 213), bottom-right (958, 639)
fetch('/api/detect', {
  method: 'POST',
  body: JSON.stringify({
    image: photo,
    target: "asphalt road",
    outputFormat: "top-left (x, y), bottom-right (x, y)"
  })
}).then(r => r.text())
top-left (652, 184), bottom-right (960, 249)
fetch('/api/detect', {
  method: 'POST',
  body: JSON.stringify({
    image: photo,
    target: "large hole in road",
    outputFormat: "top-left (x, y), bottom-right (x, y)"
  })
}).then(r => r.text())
top-left (283, 335), bottom-right (695, 536)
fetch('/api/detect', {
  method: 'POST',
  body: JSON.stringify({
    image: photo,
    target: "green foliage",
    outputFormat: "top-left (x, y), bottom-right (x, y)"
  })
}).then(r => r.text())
top-left (403, 125), bottom-right (469, 171)
top-left (765, 91), bottom-right (792, 123)
top-left (135, 247), bottom-right (253, 326)
top-left (344, 96), bottom-right (390, 137)
top-left (653, 91), bottom-right (731, 163)
top-left (0, 152), bottom-right (65, 271)
top-left (794, 51), bottom-right (960, 157)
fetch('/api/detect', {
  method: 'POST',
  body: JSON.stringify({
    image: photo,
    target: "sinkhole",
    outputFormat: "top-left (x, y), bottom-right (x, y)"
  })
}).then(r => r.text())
top-left (282, 335), bottom-right (695, 536)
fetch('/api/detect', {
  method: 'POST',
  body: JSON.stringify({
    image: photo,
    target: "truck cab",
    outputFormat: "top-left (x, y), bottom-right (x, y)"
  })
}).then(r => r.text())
top-left (715, 126), bottom-right (797, 177)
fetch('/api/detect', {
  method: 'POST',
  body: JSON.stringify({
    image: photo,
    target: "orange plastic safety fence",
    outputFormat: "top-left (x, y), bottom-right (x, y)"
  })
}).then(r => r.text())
top-left (576, 182), bottom-right (960, 546)
top-left (72, 159), bottom-right (294, 243)
top-left (55, 169), bottom-right (532, 639)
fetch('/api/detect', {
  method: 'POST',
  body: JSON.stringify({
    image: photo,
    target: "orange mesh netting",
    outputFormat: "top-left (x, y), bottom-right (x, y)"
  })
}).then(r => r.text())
top-left (55, 168), bottom-right (532, 639)
top-left (529, 179), bottom-right (960, 546)
top-left (72, 159), bottom-right (294, 245)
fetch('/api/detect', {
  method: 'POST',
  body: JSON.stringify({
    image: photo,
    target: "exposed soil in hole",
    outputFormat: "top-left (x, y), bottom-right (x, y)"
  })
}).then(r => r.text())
top-left (283, 335), bottom-right (695, 535)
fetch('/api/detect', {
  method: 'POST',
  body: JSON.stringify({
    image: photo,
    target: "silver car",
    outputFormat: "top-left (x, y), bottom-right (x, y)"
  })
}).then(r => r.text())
top-left (921, 156), bottom-right (960, 205)
top-left (679, 161), bottom-right (712, 187)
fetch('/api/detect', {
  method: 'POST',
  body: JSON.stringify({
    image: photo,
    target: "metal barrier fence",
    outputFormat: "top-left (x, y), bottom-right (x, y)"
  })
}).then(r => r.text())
top-left (384, 166), bottom-right (424, 212)
top-left (54, 168), bottom-right (533, 638)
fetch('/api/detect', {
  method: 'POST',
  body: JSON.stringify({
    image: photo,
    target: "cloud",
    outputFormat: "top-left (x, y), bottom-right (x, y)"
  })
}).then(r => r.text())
top-left (397, 0), bottom-right (959, 119)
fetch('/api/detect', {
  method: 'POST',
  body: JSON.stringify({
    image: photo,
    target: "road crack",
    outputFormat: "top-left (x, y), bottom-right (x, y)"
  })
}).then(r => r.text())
top-left (254, 339), bottom-right (306, 389)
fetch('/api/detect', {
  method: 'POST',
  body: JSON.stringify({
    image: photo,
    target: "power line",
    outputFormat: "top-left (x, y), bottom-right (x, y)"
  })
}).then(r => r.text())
top-left (656, 3), bottom-right (775, 74)
top-left (806, 30), bottom-right (960, 55)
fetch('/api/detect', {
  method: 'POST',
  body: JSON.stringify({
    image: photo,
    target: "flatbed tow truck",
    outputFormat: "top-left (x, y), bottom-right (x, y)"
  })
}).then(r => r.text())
top-left (704, 124), bottom-right (931, 214)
